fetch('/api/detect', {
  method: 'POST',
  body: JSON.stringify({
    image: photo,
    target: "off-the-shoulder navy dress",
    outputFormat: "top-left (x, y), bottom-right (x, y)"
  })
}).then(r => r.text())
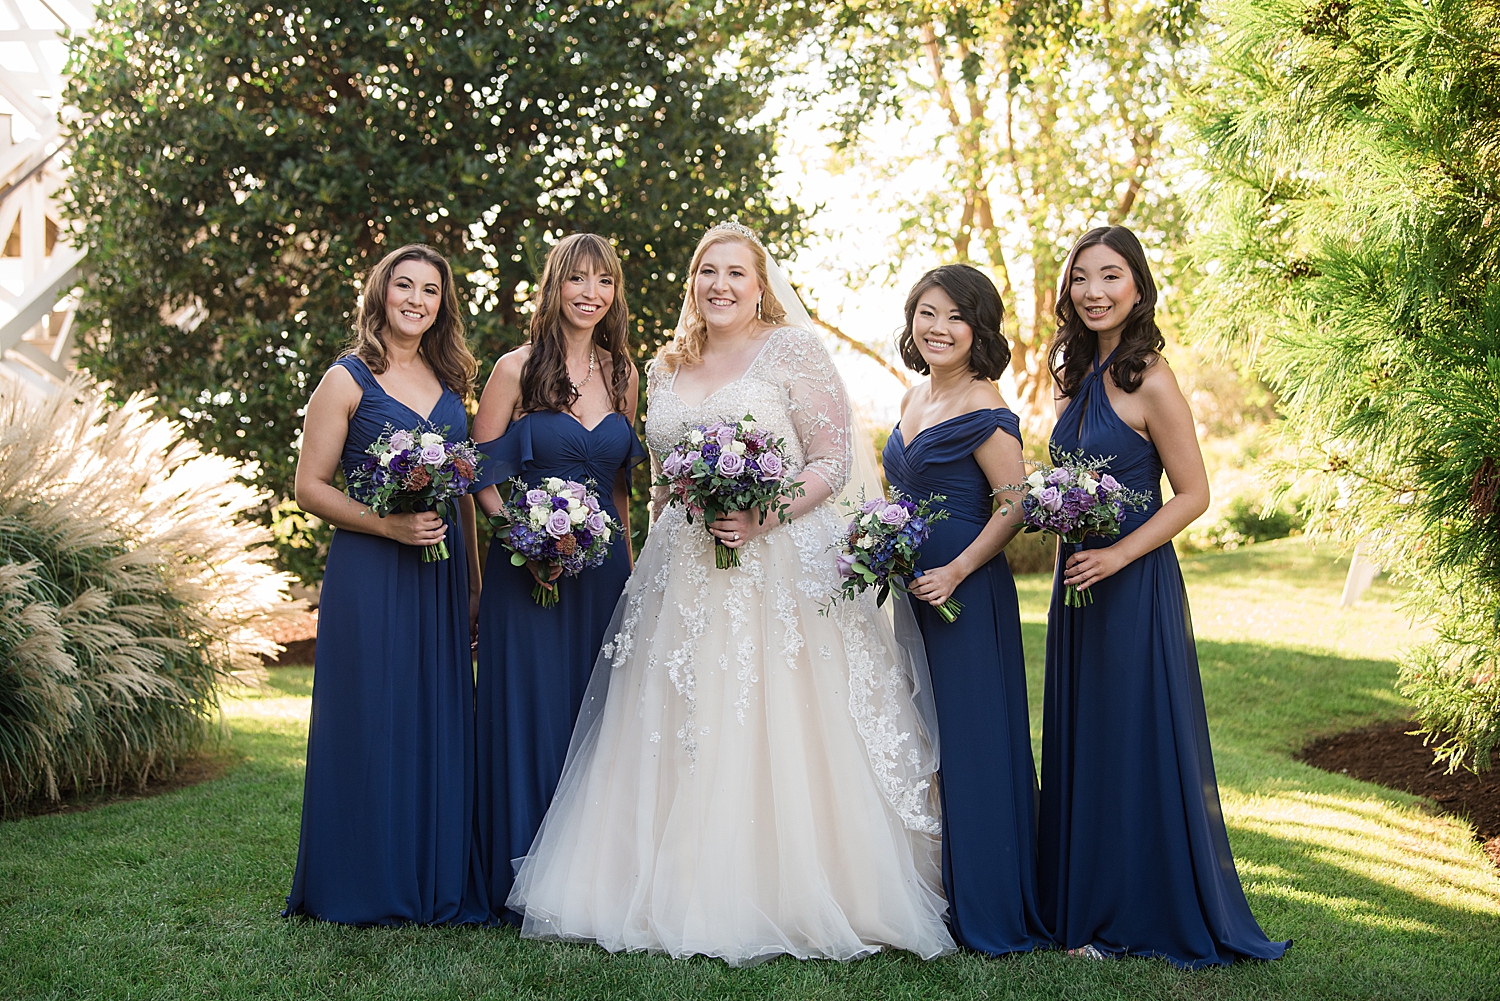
top-left (473, 410), bottom-right (645, 924)
top-left (1039, 352), bottom-right (1289, 967)
top-left (883, 408), bottom-right (1051, 955)
top-left (285, 355), bottom-right (487, 926)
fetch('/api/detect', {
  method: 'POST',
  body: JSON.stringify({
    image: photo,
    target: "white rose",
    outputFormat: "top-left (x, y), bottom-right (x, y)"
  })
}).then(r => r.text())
top-left (1026, 470), bottom-right (1046, 491)
top-left (569, 506), bottom-right (587, 525)
top-left (529, 505), bottom-right (550, 526)
top-left (419, 431), bottom-right (444, 449)
top-left (738, 419), bottom-right (755, 432)
top-left (729, 440), bottom-right (746, 455)
top-left (379, 451), bottom-right (393, 467)
top-left (861, 513), bottom-right (876, 526)
top-left (688, 429), bottom-right (705, 444)
top-left (856, 534), bottom-right (873, 549)
top-left (543, 476), bottom-right (565, 492)
top-left (600, 526), bottom-right (612, 543)
top-left (567, 496), bottom-right (581, 509)
top-left (1080, 473), bottom-right (1099, 495)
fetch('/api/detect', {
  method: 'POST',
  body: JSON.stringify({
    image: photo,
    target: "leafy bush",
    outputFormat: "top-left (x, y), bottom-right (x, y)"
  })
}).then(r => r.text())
top-left (1182, 495), bottom-right (1305, 553)
top-left (0, 377), bottom-right (293, 811)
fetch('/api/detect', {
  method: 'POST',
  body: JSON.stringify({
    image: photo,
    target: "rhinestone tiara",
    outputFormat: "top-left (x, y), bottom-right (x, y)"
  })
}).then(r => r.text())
top-left (708, 220), bottom-right (764, 247)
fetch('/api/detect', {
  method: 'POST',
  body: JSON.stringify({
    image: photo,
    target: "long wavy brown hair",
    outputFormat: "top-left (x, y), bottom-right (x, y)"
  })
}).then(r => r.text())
top-left (344, 244), bottom-right (477, 399)
top-left (1049, 226), bottom-right (1165, 399)
top-left (655, 224), bottom-right (788, 372)
top-left (520, 233), bottom-right (633, 416)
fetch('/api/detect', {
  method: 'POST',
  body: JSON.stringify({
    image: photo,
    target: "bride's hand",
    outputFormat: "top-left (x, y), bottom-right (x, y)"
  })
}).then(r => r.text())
top-left (709, 509), bottom-right (772, 549)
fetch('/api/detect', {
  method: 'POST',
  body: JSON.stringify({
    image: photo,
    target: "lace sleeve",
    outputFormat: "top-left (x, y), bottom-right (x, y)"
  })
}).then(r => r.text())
top-left (768, 327), bottom-right (852, 497)
top-left (646, 359), bottom-right (670, 522)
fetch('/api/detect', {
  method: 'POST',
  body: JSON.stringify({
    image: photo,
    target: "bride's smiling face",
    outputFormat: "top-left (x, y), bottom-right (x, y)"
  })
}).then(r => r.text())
top-left (694, 240), bottom-right (762, 335)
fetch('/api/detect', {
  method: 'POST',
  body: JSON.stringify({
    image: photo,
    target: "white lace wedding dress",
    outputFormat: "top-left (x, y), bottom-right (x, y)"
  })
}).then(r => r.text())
top-left (507, 325), bottom-right (955, 965)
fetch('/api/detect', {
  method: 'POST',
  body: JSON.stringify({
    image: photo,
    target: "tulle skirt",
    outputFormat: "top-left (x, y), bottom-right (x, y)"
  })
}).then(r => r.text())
top-left (507, 504), bottom-right (955, 965)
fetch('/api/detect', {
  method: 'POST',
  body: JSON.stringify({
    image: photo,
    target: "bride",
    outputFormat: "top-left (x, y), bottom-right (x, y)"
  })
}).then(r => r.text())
top-left (506, 222), bottom-right (955, 965)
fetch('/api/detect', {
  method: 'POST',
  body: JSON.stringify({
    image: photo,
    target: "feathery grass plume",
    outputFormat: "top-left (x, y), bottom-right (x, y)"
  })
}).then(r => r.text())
top-left (0, 374), bottom-right (295, 811)
top-left (1188, 0), bottom-right (1500, 769)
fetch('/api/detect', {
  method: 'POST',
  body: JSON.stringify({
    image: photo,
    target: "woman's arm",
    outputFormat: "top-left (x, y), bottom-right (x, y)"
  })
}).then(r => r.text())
top-left (460, 494), bottom-right (481, 643)
top-left (1062, 360), bottom-right (1209, 593)
top-left (907, 419), bottom-right (1027, 610)
top-left (614, 362), bottom-right (641, 567)
top-left (293, 366), bottom-right (447, 547)
top-left (472, 349), bottom-right (527, 518)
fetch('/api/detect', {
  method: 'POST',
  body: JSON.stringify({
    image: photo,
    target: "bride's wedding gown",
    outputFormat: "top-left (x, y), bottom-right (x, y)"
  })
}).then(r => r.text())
top-left (507, 325), bottom-right (955, 965)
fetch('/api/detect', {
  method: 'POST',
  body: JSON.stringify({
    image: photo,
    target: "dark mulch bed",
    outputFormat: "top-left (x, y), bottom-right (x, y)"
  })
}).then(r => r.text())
top-left (1300, 720), bottom-right (1500, 868)
top-left (3, 751), bottom-right (235, 822)
top-left (262, 609), bottom-right (318, 667)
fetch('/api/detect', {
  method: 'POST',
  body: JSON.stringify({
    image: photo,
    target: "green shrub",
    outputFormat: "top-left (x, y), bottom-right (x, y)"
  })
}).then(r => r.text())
top-left (0, 377), bottom-right (292, 811)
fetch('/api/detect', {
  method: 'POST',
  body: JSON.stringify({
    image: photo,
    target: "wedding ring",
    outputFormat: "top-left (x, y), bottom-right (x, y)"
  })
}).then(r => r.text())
top-left (732, 532), bottom-right (740, 541)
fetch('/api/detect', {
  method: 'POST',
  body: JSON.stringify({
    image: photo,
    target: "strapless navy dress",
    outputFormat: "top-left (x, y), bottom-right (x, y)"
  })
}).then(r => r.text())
top-left (473, 410), bottom-right (645, 924)
top-left (285, 355), bottom-right (487, 926)
top-left (884, 408), bottom-right (1051, 955)
top-left (1038, 352), bottom-right (1289, 967)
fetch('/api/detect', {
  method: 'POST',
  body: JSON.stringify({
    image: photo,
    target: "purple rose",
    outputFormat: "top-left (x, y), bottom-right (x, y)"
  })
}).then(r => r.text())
top-left (419, 442), bottom-right (446, 464)
top-left (1099, 474), bottom-right (1121, 493)
top-left (545, 509), bottom-right (573, 539)
top-left (1038, 485), bottom-right (1063, 513)
top-left (686, 450), bottom-right (702, 468)
top-left (860, 497), bottom-right (883, 514)
top-left (836, 552), bottom-right (858, 578)
top-left (1046, 467), bottom-right (1073, 487)
top-left (663, 451), bottom-right (688, 477)
top-left (878, 503), bottom-right (910, 527)
top-left (717, 450), bottom-right (746, 477)
top-left (715, 425), bottom-right (738, 449)
top-left (564, 480), bottom-right (587, 500)
top-left (584, 495), bottom-right (601, 513)
top-left (585, 511), bottom-right (608, 535)
top-left (525, 488), bottom-right (549, 507)
top-left (758, 451), bottom-right (784, 480)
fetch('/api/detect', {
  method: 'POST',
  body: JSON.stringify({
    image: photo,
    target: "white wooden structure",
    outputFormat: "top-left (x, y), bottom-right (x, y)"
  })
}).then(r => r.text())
top-left (0, 0), bottom-right (93, 395)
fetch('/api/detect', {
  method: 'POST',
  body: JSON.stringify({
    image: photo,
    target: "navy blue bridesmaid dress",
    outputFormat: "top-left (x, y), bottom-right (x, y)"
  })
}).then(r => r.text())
top-left (1038, 353), bottom-right (1289, 967)
top-left (285, 355), bottom-right (488, 926)
top-left (883, 408), bottom-right (1051, 956)
top-left (473, 410), bottom-right (645, 924)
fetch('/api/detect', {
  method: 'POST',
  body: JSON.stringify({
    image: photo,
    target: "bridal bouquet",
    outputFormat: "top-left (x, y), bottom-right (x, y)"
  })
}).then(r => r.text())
top-left (490, 477), bottom-right (620, 606)
top-left (654, 414), bottom-right (801, 569)
top-left (347, 425), bottom-right (481, 561)
top-left (827, 491), bottom-right (960, 622)
top-left (1007, 451), bottom-right (1151, 606)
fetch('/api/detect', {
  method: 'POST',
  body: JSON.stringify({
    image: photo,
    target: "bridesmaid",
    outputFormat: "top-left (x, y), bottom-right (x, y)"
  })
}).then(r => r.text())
top-left (285, 244), bottom-right (487, 925)
top-left (882, 265), bottom-right (1051, 955)
top-left (471, 233), bottom-right (644, 923)
top-left (1037, 226), bottom-right (1289, 966)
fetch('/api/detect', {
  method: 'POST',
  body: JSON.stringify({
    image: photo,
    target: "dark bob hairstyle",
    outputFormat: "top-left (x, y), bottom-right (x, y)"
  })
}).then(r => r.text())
top-left (898, 264), bottom-right (1011, 380)
top-left (1049, 225), bottom-right (1165, 398)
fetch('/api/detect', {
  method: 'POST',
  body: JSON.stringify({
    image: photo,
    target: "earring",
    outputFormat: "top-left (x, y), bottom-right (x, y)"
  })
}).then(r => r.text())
top-left (756, 295), bottom-right (763, 320)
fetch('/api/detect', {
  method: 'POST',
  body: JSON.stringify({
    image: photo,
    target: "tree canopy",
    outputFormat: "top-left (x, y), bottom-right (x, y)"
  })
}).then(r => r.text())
top-left (1190, 0), bottom-right (1500, 768)
top-left (64, 0), bottom-right (796, 567)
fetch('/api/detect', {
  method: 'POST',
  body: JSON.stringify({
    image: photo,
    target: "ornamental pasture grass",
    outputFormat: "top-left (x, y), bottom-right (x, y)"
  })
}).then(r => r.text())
top-left (2, 538), bottom-right (1497, 999)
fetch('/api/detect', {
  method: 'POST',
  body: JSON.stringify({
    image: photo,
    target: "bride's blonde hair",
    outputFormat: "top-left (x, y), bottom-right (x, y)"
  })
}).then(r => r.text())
top-left (655, 223), bottom-right (788, 371)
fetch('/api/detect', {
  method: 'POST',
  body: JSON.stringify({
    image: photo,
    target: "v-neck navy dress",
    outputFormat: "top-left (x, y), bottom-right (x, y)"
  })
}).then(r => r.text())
top-left (472, 410), bottom-right (645, 924)
top-left (285, 355), bottom-right (488, 926)
top-left (1038, 353), bottom-right (1288, 967)
top-left (883, 408), bottom-right (1051, 955)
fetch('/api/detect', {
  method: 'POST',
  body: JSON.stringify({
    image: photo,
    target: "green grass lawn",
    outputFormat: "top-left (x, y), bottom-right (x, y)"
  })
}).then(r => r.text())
top-left (3, 538), bottom-right (1497, 1000)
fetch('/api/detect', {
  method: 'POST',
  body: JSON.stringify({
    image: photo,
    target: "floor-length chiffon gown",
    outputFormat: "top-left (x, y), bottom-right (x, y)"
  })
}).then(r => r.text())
top-left (472, 410), bottom-right (645, 924)
top-left (506, 326), bottom-right (955, 965)
top-left (1038, 352), bottom-right (1289, 967)
top-left (284, 355), bottom-right (487, 926)
top-left (883, 408), bottom-right (1051, 956)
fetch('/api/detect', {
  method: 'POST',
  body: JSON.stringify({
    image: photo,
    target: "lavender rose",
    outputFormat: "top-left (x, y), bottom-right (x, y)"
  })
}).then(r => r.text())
top-left (758, 451), bottom-right (784, 480)
top-left (525, 488), bottom-right (549, 507)
top-left (545, 509), bottom-right (573, 539)
top-left (1099, 473), bottom-right (1121, 493)
top-left (419, 442), bottom-right (446, 464)
top-left (584, 495), bottom-right (601, 513)
top-left (878, 503), bottom-right (910, 527)
top-left (388, 430), bottom-right (416, 452)
top-left (1046, 467), bottom-right (1073, 487)
top-left (717, 450), bottom-right (746, 477)
top-left (836, 552), bottom-right (858, 578)
top-left (1038, 485), bottom-right (1064, 512)
top-left (585, 511), bottom-right (608, 535)
top-left (662, 451), bottom-right (688, 477)
top-left (715, 425), bottom-right (738, 450)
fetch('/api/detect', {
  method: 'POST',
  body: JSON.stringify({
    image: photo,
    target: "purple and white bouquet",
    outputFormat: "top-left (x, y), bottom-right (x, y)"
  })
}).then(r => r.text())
top-left (1006, 451), bottom-right (1151, 606)
top-left (490, 476), bottom-right (620, 606)
top-left (346, 424), bottom-right (481, 562)
top-left (827, 491), bottom-right (959, 622)
top-left (653, 413), bottom-right (803, 569)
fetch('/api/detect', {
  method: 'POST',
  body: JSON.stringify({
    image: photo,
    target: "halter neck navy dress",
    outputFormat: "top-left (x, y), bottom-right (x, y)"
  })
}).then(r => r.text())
top-left (1039, 353), bottom-right (1288, 967)
top-left (883, 408), bottom-right (1051, 956)
top-left (285, 355), bottom-right (487, 926)
top-left (473, 410), bottom-right (645, 924)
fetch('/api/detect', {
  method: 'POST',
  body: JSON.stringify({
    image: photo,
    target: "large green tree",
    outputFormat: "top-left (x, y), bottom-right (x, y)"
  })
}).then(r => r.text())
top-left (708, 0), bottom-right (1203, 420)
top-left (1190, 0), bottom-right (1500, 768)
top-left (65, 0), bottom-right (795, 574)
